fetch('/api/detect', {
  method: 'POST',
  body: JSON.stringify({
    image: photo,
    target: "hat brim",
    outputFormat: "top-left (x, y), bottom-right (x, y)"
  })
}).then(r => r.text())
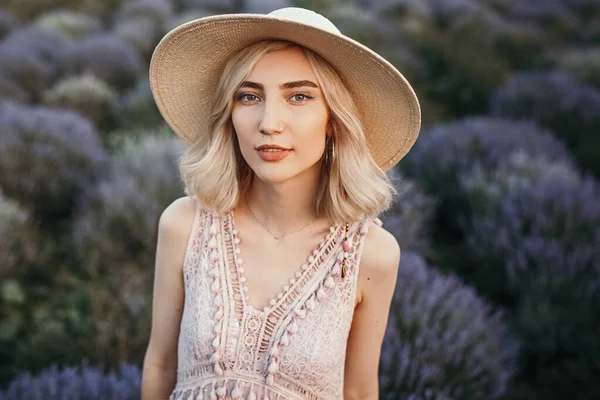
top-left (149, 13), bottom-right (421, 171)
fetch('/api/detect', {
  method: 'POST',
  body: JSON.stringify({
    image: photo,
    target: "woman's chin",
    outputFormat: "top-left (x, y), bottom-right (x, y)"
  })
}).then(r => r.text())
top-left (252, 167), bottom-right (294, 184)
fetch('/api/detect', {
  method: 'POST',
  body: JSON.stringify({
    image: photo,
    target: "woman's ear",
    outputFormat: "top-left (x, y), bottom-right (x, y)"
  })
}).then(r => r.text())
top-left (326, 120), bottom-right (334, 138)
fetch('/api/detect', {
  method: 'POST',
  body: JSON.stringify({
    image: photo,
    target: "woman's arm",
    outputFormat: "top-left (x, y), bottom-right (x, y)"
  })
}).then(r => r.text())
top-left (141, 196), bottom-right (197, 400)
top-left (344, 222), bottom-right (401, 400)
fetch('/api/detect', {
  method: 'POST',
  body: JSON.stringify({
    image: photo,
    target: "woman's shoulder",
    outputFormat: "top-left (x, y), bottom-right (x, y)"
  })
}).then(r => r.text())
top-left (158, 196), bottom-right (202, 242)
top-left (359, 218), bottom-right (401, 278)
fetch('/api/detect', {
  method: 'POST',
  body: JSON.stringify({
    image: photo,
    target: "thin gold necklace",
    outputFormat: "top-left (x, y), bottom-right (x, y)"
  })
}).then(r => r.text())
top-left (244, 197), bottom-right (318, 240)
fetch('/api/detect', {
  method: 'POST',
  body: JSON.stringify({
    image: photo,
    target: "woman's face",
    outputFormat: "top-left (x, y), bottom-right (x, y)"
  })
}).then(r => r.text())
top-left (231, 46), bottom-right (329, 184)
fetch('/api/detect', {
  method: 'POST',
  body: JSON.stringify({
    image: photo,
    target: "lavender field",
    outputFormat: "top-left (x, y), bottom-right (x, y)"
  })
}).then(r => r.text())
top-left (1, 0), bottom-right (599, 399)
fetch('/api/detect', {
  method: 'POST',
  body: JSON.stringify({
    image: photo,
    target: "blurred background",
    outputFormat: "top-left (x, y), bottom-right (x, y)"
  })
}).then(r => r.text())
top-left (0, 0), bottom-right (599, 399)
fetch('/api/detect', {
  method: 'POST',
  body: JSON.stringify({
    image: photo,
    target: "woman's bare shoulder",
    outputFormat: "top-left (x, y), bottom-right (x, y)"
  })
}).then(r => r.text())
top-left (359, 220), bottom-right (401, 279)
top-left (159, 196), bottom-right (197, 233)
top-left (157, 196), bottom-right (199, 256)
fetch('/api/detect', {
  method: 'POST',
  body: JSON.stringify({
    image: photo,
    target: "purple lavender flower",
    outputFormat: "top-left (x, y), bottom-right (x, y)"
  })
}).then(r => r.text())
top-left (465, 179), bottom-right (600, 398)
top-left (0, 43), bottom-right (54, 101)
top-left (72, 131), bottom-right (184, 275)
top-left (0, 361), bottom-right (141, 399)
top-left (379, 251), bottom-right (518, 399)
top-left (2, 26), bottom-right (69, 71)
top-left (490, 71), bottom-right (600, 177)
top-left (0, 102), bottom-right (107, 220)
top-left (382, 171), bottom-right (436, 254)
top-left (401, 117), bottom-right (574, 232)
top-left (63, 34), bottom-right (143, 92)
top-left (467, 179), bottom-right (600, 304)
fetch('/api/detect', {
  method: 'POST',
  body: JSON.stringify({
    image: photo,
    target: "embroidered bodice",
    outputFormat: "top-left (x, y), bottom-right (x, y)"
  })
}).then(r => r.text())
top-left (169, 202), bottom-right (371, 400)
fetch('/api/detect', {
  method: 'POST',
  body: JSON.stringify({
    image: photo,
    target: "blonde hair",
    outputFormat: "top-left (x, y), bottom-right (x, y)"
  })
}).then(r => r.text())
top-left (179, 40), bottom-right (396, 224)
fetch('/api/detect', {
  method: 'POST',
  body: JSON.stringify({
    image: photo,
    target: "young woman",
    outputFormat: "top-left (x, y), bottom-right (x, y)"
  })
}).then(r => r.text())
top-left (142, 7), bottom-right (420, 400)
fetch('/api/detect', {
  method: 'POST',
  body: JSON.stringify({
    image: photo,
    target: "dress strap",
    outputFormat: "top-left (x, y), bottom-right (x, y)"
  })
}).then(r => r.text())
top-left (182, 196), bottom-right (210, 271)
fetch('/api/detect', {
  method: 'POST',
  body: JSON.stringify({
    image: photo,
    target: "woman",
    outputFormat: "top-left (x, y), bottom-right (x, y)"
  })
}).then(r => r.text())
top-left (142, 7), bottom-right (420, 400)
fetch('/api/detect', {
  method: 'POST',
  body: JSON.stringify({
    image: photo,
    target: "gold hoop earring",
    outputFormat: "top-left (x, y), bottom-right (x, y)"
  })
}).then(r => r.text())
top-left (330, 137), bottom-right (335, 163)
top-left (324, 136), bottom-right (333, 166)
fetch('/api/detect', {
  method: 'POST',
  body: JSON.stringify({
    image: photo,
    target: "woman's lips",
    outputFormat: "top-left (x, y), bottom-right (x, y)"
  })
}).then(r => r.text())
top-left (256, 148), bottom-right (293, 162)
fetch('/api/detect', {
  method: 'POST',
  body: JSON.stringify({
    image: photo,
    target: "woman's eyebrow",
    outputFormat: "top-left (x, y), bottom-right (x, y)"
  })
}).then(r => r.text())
top-left (239, 80), bottom-right (319, 90)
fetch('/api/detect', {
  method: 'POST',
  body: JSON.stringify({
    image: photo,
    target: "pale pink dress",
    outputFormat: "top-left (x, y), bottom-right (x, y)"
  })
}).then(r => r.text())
top-left (169, 201), bottom-right (371, 400)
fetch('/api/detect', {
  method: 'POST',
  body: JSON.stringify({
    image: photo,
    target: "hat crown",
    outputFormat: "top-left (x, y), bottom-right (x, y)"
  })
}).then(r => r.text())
top-left (267, 7), bottom-right (341, 35)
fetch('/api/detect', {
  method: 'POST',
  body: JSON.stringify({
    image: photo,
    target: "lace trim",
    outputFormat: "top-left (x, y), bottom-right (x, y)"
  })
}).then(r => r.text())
top-left (262, 220), bottom-right (367, 386)
top-left (170, 373), bottom-right (322, 400)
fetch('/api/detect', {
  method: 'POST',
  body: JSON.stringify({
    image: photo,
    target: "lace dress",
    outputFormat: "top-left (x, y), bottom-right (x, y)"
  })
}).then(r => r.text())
top-left (169, 202), bottom-right (371, 400)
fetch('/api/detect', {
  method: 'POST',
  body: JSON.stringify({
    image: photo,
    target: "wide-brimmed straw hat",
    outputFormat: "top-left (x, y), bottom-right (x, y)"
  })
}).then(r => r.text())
top-left (149, 7), bottom-right (421, 171)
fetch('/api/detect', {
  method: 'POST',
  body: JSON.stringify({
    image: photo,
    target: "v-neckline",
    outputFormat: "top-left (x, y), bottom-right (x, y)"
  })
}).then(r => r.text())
top-left (226, 209), bottom-right (343, 316)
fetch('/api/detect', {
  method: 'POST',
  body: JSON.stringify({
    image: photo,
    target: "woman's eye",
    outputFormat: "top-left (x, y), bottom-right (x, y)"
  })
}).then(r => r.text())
top-left (291, 94), bottom-right (313, 102)
top-left (237, 93), bottom-right (259, 102)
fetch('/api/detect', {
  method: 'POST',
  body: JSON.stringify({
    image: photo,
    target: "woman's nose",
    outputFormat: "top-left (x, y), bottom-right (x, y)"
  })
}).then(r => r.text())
top-left (259, 99), bottom-right (284, 135)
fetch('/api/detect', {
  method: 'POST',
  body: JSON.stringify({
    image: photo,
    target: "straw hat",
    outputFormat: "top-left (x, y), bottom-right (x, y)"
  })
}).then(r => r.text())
top-left (149, 7), bottom-right (421, 171)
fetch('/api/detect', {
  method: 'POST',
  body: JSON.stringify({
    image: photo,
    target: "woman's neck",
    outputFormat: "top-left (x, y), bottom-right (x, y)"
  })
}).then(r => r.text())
top-left (241, 172), bottom-right (322, 235)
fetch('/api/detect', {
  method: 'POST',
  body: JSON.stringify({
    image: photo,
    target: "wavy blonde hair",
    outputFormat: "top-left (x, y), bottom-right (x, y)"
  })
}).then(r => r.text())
top-left (179, 40), bottom-right (396, 224)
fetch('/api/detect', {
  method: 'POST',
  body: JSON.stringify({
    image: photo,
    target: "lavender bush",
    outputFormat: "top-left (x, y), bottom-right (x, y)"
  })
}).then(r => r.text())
top-left (3, 0), bottom-right (81, 22)
top-left (0, 10), bottom-right (17, 40)
top-left (372, 0), bottom-right (492, 25)
top-left (113, 17), bottom-right (159, 59)
top-left (401, 117), bottom-right (573, 233)
top-left (0, 102), bottom-right (107, 220)
top-left (34, 10), bottom-right (102, 39)
top-left (166, 9), bottom-right (217, 31)
top-left (403, 118), bottom-right (570, 189)
top-left (0, 195), bottom-right (33, 281)
top-left (0, 26), bottom-right (70, 100)
top-left (0, 75), bottom-right (28, 103)
top-left (382, 171), bottom-right (436, 254)
top-left (117, 0), bottom-right (174, 31)
top-left (459, 151), bottom-right (581, 217)
top-left (548, 47), bottom-right (600, 87)
top-left (73, 132), bottom-right (185, 267)
top-left (499, 0), bottom-right (600, 42)
top-left (0, 362), bottom-right (141, 400)
top-left (180, 0), bottom-right (237, 12)
top-left (42, 73), bottom-right (119, 130)
top-left (0, 43), bottom-right (54, 102)
top-left (63, 34), bottom-right (143, 92)
top-left (465, 179), bottom-right (600, 399)
top-left (2, 25), bottom-right (69, 67)
top-left (490, 71), bottom-right (600, 177)
top-left (243, 0), bottom-right (291, 13)
top-left (70, 132), bottom-right (184, 365)
top-left (116, 80), bottom-right (164, 129)
top-left (379, 251), bottom-right (518, 400)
